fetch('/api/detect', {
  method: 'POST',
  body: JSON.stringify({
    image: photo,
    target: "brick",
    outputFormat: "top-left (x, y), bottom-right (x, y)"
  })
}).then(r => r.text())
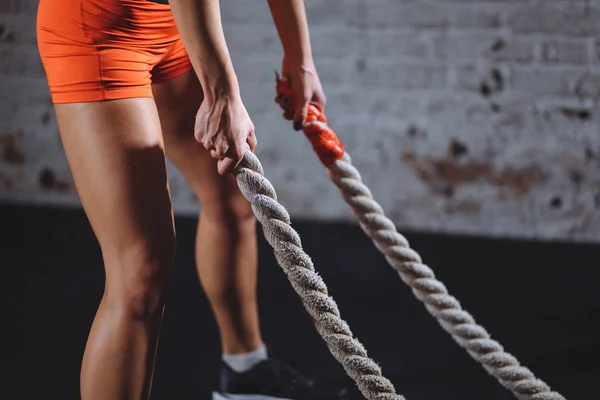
top-left (573, 71), bottom-right (600, 98)
top-left (452, 63), bottom-right (508, 96)
top-left (223, 25), bottom-right (280, 56)
top-left (508, 3), bottom-right (600, 37)
top-left (226, 26), bottom-right (363, 61)
top-left (304, 0), bottom-right (362, 27)
top-left (223, 0), bottom-right (362, 28)
top-left (9, 0), bottom-right (40, 14)
top-left (323, 86), bottom-right (427, 124)
top-left (0, 0), bottom-right (12, 13)
top-left (361, 31), bottom-right (431, 60)
top-left (551, 0), bottom-right (600, 6)
top-left (232, 51), bottom-right (359, 89)
top-left (539, 39), bottom-right (590, 65)
top-left (231, 54), bottom-right (281, 87)
top-left (0, 102), bottom-right (55, 139)
top-left (594, 40), bottom-right (600, 64)
top-left (304, 54), bottom-right (362, 86)
top-left (220, 0), bottom-right (275, 25)
top-left (436, 0), bottom-right (521, 2)
top-left (433, 33), bottom-right (533, 63)
top-left (0, 103), bottom-right (19, 131)
top-left (0, 13), bottom-right (37, 44)
top-left (446, 3), bottom-right (505, 29)
top-left (306, 28), bottom-right (362, 59)
top-left (359, 60), bottom-right (447, 89)
top-left (534, 96), bottom-right (598, 128)
top-left (488, 37), bottom-right (534, 63)
top-left (366, 0), bottom-right (447, 29)
top-left (0, 44), bottom-right (44, 76)
top-left (0, 77), bottom-right (52, 103)
top-left (510, 67), bottom-right (600, 97)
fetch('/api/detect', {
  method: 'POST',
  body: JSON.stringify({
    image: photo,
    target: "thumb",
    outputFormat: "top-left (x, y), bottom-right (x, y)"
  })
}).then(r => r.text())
top-left (293, 98), bottom-right (309, 131)
top-left (217, 157), bottom-right (234, 176)
top-left (217, 138), bottom-right (246, 176)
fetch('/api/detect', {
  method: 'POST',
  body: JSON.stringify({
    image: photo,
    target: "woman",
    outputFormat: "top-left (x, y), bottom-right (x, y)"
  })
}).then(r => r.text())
top-left (36, 0), bottom-right (341, 399)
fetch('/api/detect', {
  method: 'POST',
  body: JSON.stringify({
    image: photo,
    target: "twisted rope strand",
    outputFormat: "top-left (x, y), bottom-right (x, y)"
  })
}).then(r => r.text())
top-left (324, 152), bottom-right (566, 400)
top-left (233, 149), bottom-right (403, 400)
top-left (273, 74), bottom-right (565, 400)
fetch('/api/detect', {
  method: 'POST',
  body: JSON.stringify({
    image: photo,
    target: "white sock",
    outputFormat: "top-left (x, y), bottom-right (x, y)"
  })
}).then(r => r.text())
top-left (222, 343), bottom-right (268, 373)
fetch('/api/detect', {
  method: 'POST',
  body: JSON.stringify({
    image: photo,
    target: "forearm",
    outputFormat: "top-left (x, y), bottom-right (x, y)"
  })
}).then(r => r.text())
top-left (267, 0), bottom-right (313, 65)
top-left (169, 0), bottom-right (239, 100)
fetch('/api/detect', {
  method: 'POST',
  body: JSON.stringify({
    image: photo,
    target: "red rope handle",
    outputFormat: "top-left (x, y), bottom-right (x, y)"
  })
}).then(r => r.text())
top-left (274, 72), bottom-right (345, 167)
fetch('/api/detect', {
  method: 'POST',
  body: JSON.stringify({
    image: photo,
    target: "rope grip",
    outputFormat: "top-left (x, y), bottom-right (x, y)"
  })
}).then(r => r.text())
top-left (274, 71), bottom-right (345, 167)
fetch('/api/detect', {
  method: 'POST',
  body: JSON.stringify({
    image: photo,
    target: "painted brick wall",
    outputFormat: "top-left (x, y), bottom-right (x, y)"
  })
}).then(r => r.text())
top-left (1, 0), bottom-right (599, 242)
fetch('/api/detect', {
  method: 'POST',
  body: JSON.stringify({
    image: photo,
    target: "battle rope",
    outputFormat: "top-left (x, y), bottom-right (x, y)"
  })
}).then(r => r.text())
top-left (232, 150), bottom-right (402, 400)
top-left (274, 73), bottom-right (567, 400)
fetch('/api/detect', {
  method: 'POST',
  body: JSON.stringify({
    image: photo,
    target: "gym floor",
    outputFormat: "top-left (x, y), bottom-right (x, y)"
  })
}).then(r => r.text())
top-left (2, 202), bottom-right (597, 399)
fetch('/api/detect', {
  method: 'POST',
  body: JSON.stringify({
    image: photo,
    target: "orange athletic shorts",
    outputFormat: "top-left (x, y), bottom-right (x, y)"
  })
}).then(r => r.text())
top-left (36, 0), bottom-right (193, 104)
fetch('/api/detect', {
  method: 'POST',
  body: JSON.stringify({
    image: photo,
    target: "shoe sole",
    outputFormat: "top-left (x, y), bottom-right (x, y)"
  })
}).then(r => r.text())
top-left (212, 392), bottom-right (293, 400)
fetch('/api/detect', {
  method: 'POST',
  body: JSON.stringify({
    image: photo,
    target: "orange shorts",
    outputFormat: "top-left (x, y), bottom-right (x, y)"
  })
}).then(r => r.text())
top-left (36, 0), bottom-right (193, 104)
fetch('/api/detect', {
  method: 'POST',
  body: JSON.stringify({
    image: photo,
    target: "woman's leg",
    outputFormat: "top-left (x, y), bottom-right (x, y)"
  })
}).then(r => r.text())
top-left (54, 98), bottom-right (176, 400)
top-left (152, 71), bottom-right (263, 356)
top-left (152, 69), bottom-right (349, 400)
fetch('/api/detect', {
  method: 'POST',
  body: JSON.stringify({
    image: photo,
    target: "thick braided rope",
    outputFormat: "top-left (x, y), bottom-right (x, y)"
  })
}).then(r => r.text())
top-left (323, 151), bottom-right (566, 400)
top-left (232, 149), bottom-right (402, 400)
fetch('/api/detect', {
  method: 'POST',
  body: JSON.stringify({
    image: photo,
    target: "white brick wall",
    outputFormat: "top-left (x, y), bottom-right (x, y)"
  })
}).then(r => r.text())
top-left (1, 0), bottom-right (600, 242)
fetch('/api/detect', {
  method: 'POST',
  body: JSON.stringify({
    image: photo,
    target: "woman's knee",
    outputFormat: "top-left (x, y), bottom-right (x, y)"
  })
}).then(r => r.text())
top-left (104, 236), bottom-right (176, 321)
top-left (202, 183), bottom-right (256, 233)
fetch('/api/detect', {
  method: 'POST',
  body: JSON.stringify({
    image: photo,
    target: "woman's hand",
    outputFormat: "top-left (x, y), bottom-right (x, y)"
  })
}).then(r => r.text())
top-left (282, 57), bottom-right (327, 131)
top-left (194, 93), bottom-right (257, 175)
top-left (170, 0), bottom-right (255, 175)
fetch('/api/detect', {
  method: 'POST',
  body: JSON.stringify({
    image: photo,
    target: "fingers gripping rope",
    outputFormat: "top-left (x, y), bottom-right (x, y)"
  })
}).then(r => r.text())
top-left (275, 72), bottom-right (344, 166)
top-left (275, 75), bottom-right (567, 400)
top-left (232, 150), bottom-right (402, 400)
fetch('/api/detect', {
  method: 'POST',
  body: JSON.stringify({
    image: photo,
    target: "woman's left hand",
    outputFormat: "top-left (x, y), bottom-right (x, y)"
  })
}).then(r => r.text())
top-left (282, 57), bottom-right (327, 131)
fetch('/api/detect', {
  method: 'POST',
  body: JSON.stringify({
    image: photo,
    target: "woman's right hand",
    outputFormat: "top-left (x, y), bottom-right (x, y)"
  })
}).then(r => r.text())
top-left (194, 93), bottom-right (257, 176)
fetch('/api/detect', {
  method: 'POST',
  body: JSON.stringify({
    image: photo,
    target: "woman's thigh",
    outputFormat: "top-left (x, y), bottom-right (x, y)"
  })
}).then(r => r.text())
top-left (54, 99), bottom-right (176, 278)
top-left (37, 0), bottom-right (180, 277)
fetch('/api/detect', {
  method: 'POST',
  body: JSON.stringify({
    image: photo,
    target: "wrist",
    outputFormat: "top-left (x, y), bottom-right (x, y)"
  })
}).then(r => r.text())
top-left (200, 70), bottom-right (241, 103)
top-left (284, 53), bottom-right (313, 67)
top-left (283, 54), bottom-right (315, 76)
